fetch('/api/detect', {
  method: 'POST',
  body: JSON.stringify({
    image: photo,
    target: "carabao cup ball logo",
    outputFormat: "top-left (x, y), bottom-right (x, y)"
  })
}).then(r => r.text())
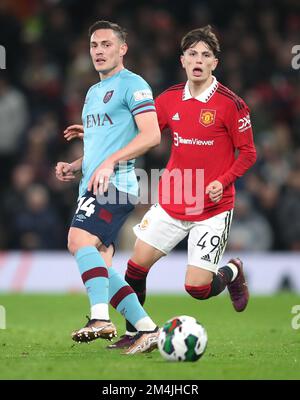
top-left (162, 317), bottom-right (182, 334)
top-left (103, 90), bottom-right (114, 103)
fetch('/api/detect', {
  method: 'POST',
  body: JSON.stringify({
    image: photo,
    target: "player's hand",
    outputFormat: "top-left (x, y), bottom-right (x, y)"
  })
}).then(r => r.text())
top-left (55, 162), bottom-right (76, 182)
top-left (205, 180), bottom-right (223, 203)
top-left (88, 159), bottom-right (115, 195)
top-left (64, 125), bottom-right (84, 141)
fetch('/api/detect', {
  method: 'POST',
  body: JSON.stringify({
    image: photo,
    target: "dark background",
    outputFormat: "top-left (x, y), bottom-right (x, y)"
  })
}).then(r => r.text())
top-left (0, 0), bottom-right (299, 252)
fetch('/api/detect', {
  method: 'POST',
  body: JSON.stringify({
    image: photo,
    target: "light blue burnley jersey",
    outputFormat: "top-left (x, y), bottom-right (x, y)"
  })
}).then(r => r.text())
top-left (79, 68), bottom-right (156, 198)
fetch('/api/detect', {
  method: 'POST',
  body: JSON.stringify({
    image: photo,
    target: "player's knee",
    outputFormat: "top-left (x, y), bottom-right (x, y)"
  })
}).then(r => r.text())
top-left (67, 238), bottom-right (78, 255)
top-left (185, 274), bottom-right (212, 287)
top-left (67, 234), bottom-right (84, 255)
top-left (131, 241), bottom-right (163, 269)
top-left (184, 283), bottom-right (212, 300)
top-left (67, 228), bottom-right (100, 255)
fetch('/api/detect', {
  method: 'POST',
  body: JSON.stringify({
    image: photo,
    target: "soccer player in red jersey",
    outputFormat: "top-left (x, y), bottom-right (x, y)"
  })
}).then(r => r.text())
top-left (64, 26), bottom-right (257, 349)
top-left (114, 25), bottom-right (256, 348)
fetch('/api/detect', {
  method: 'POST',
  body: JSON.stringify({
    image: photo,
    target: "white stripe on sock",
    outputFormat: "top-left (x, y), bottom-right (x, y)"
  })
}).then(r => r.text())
top-left (227, 262), bottom-right (238, 282)
top-left (125, 331), bottom-right (138, 337)
top-left (134, 316), bottom-right (156, 332)
top-left (91, 303), bottom-right (109, 320)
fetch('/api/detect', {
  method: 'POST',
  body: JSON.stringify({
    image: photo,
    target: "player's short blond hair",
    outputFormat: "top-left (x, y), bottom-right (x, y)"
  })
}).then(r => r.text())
top-left (181, 25), bottom-right (220, 56)
top-left (88, 20), bottom-right (127, 43)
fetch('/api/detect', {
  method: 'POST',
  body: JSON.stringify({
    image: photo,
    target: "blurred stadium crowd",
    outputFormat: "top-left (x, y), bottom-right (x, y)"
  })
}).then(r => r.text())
top-left (0, 0), bottom-right (299, 251)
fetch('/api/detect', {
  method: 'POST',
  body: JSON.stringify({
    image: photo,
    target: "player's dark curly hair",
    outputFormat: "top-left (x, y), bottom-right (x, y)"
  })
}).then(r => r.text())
top-left (181, 25), bottom-right (220, 56)
top-left (88, 20), bottom-right (127, 43)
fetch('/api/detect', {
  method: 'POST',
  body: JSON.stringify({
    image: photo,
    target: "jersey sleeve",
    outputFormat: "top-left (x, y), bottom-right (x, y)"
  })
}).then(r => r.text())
top-left (217, 99), bottom-right (256, 188)
top-left (124, 75), bottom-right (156, 117)
top-left (225, 99), bottom-right (254, 148)
top-left (154, 93), bottom-right (169, 132)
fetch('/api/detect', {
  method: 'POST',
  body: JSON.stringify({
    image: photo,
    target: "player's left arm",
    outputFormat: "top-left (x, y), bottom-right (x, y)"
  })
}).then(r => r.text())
top-left (88, 111), bottom-right (161, 195)
top-left (110, 111), bottom-right (161, 161)
top-left (206, 101), bottom-right (257, 203)
top-left (64, 124), bottom-right (84, 141)
top-left (218, 102), bottom-right (256, 187)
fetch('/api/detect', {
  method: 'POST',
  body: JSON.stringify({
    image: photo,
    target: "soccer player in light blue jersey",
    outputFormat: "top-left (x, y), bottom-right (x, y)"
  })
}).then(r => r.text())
top-left (56, 20), bottom-right (161, 354)
top-left (62, 25), bottom-right (255, 352)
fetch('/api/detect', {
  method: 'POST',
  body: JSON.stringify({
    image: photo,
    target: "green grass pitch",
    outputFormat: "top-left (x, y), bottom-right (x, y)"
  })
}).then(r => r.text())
top-left (0, 293), bottom-right (299, 380)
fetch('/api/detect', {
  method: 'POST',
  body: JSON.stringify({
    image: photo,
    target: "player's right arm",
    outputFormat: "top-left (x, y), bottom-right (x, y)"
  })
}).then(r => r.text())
top-left (55, 157), bottom-right (83, 182)
top-left (88, 111), bottom-right (160, 194)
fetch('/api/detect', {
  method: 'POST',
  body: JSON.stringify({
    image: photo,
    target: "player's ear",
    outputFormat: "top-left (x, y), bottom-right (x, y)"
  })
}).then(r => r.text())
top-left (212, 57), bottom-right (218, 71)
top-left (120, 43), bottom-right (128, 57)
top-left (180, 55), bottom-right (185, 69)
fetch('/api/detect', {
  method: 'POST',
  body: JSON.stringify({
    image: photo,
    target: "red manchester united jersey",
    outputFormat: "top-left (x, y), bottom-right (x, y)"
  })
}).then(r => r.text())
top-left (156, 77), bottom-right (256, 221)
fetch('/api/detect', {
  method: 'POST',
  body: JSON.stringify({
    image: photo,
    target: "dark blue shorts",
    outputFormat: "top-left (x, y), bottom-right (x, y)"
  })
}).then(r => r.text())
top-left (70, 185), bottom-right (135, 248)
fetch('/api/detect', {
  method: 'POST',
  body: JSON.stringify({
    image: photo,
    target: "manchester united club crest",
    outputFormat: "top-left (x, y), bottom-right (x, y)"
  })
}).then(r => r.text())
top-left (200, 109), bottom-right (216, 127)
top-left (103, 90), bottom-right (114, 103)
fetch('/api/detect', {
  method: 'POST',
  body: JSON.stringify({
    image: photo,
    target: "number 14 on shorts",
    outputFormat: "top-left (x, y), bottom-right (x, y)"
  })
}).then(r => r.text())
top-left (76, 196), bottom-right (96, 217)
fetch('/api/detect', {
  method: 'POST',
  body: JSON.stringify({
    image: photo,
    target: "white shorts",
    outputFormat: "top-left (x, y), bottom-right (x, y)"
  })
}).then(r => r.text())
top-left (133, 203), bottom-right (233, 273)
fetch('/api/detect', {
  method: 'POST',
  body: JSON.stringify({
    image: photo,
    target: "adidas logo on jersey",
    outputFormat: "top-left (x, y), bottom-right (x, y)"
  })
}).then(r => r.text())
top-left (201, 254), bottom-right (211, 262)
top-left (172, 112), bottom-right (180, 120)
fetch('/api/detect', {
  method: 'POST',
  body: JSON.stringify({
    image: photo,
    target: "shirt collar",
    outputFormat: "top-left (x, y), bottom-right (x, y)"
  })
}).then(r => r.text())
top-left (183, 76), bottom-right (218, 102)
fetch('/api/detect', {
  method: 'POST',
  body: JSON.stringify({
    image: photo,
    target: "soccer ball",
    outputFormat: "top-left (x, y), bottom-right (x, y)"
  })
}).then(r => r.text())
top-left (158, 315), bottom-right (208, 362)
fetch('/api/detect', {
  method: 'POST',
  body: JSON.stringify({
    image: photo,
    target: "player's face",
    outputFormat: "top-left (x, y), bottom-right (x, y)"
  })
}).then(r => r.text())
top-left (181, 41), bottom-right (218, 83)
top-left (90, 29), bottom-right (127, 77)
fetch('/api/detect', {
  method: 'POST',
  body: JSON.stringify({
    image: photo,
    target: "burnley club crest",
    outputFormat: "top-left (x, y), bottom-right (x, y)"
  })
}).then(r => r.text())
top-left (103, 90), bottom-right (114, 103)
